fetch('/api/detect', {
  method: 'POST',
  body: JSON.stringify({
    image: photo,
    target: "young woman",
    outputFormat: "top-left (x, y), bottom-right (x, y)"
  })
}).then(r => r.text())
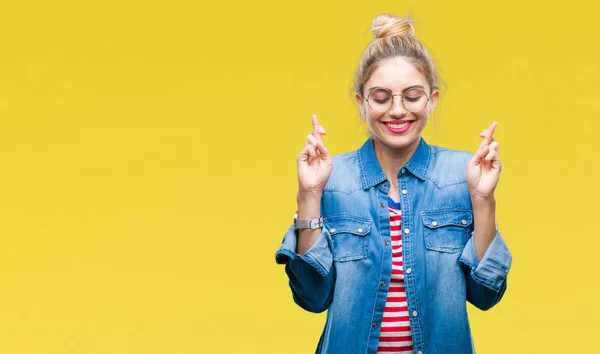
top-left (275, 14), bottom-right (512, 354)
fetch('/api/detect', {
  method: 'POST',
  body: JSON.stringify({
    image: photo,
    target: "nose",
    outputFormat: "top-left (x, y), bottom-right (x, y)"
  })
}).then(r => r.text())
top-left (389, 94), bottom-right (407, 117)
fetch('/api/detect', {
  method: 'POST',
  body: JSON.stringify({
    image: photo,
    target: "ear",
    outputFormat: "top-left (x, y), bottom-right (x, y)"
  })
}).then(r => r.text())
top-left (430, 89), bottom-right (440, 113)
top-left (355, 92), bottom-right (365, 117)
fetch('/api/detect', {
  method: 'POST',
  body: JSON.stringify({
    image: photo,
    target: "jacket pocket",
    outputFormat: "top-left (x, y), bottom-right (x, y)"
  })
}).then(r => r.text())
top-left (421, 209), bottom-right (473, 253)
top-left (325, 215), bottom-right (371, 262)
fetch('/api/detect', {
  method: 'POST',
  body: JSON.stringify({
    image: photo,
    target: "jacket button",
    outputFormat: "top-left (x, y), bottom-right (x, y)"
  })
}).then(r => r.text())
top-left (412, 310), bottom-right (418, 317)
top-left (384, 241), bottom-right (389, 246)
top-left (357, 228), bottom-right (363, 233)
top-left (462, 219), bottom-right (467, 225)
top-left (431, 221), bottom-right (438, 226)
top-left (383, 181), bottom-right (388, 187)
top-left (380, 281), bottom-right (385, 287)
top-left (404, 228), bottom-right (410, 234)
top-left (372, 322), bottom-right (378, 328)
top-left (401, 168), bottom-right (406, 174)
top-left (401, 189), bottom-right (407, 195)
top-left (380, 203), bottom-right (385, 208)
top-left (406, 268), bottom-right (412, 274)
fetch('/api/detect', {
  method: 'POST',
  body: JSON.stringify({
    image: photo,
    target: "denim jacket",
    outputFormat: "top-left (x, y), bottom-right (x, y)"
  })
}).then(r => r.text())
top-left (275, 137), bottom-right (512, 354)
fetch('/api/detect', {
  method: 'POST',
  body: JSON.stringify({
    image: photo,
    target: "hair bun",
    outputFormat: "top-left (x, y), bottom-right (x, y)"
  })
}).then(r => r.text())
top-left (371, 14), bottom-right (415, 39)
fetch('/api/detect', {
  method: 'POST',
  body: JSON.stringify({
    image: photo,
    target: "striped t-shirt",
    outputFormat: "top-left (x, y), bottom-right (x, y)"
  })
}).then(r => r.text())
top-left (376, 197), bottom-right (414, 354)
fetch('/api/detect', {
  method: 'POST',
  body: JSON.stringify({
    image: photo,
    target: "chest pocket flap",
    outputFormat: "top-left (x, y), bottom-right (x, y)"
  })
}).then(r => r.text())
top-left (421, 209), bottom-right (473, 253)
top-left (325, 216), bottom-right (371, 262)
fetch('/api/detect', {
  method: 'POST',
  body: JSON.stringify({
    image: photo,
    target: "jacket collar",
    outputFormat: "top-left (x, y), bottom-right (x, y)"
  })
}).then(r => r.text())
top-left (357, 137), bottom-right (430, 190)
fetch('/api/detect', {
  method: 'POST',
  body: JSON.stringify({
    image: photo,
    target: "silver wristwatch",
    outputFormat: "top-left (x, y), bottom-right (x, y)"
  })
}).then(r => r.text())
top-left (294, 211), bottom-right (324, 230)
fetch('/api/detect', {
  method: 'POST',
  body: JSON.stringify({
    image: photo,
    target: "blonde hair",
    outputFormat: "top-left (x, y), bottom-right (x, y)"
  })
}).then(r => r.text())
top-left (354, 14), bottom-right (440, 98)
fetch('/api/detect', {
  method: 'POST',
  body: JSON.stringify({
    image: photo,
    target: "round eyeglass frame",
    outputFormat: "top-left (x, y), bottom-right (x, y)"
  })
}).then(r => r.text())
top-left (364, 87), bottom-right (431, 113)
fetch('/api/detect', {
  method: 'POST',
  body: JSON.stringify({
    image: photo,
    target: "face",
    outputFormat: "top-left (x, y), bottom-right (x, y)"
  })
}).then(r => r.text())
top-left (355, 56), bottom-right (439, 151)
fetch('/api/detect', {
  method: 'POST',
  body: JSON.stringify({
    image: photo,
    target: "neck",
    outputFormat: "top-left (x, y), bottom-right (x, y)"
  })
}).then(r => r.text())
top-left (372, 136), bottom-right (421, 181)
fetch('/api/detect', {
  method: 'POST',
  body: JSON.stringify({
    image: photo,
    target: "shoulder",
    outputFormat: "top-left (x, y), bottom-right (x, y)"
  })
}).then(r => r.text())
top-left (426, 144), bottom-right (473, 188)
top-left (324, 150), bottom-right (362, 193)
top-left (331, 149), bottom-right (360, 168)
top-left (428, 144), bottom-right (474, 165)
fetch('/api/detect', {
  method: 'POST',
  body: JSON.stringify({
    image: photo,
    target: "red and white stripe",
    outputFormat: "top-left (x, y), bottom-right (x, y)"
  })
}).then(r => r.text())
top-left (377, 202), bottom-right (414, 354)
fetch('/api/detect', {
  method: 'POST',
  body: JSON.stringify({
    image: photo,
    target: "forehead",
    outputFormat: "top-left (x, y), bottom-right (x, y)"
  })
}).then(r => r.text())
top-left (366, 56), bottom-right (428, 91)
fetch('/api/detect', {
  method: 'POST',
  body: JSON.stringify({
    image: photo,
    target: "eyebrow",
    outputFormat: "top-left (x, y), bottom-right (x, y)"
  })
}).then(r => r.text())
top-left (368, 85), bottom-right (426, 93)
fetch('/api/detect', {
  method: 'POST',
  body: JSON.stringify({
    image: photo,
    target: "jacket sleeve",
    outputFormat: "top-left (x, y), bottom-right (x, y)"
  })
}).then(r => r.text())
top-left (459, 229), bottom-right (512, 310)
top-left (275, 224), bottom-right (335, 313)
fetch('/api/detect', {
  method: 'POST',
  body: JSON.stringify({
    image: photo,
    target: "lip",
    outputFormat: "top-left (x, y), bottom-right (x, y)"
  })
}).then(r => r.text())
top-left (383, 120), bottom-right (415, 134)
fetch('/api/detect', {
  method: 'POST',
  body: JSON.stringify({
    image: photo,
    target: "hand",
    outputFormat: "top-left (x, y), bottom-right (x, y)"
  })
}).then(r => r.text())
top-left (467, 122), bottom-right (502, 199)
top-left (297, 114), bottom-right (333, 196)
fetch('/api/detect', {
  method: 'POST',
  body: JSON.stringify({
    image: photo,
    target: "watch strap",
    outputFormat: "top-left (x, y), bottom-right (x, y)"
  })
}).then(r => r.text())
top-left (294, 212), bottom-right (324, 230)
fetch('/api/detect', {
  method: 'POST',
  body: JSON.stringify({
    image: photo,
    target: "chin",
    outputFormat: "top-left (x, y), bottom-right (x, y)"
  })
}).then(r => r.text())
top-left (386, 138), bottom-right (419, 149)
top-left (373, 132), bottom-right (420, 150)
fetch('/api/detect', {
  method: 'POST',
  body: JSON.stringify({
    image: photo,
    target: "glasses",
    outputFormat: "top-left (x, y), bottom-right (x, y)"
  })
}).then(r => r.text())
top-left (365, 87), bottom-right (430, 113)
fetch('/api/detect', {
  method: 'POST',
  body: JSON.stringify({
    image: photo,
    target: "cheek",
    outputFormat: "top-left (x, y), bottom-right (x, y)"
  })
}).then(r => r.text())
top-left (366, 110), bottom-right (385, 124)
top-left (413, 108), bottom-right (431, 122)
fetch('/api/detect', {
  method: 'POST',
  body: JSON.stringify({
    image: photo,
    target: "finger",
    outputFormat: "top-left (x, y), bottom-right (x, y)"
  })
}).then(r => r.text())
top-left (487, 121), bottom-right (498, 138)
top-left (484, 149), bottom-right (497, 162)
top-left (317, 138), bottom-right (330, 161)
top-left (307, 133), bottom-right (318, 148)
top-left (478, 131), bottom-right (494, 140)
top-left (308, 134), bottom-right (323, 158)
top-left (478, 130), bottom-right (489, 149)
top-left (489, 141), bottom-right (499, 153)
top-left (305, 133), bottom-right (321, 151)
top-left (304, 133), bottom-right (312, 148)
top-left (312, 115), bottom-right (328, 143)
top-left (485, 122), bottom-right (498, 145)
top-left (298, 145), bottom-right (310, 163)
top-left (307, 145), bottom-right (317, 164)
top-left (310, 115), bottom-right (329, 161)
top-left (312, 114), bottom-right (320, 136)
top-left (314, 125), bottom-right (327, 148)
top-left (469, 145), bottom-right (489, 167)
top-left (478, 122), bottom-right (497, 149)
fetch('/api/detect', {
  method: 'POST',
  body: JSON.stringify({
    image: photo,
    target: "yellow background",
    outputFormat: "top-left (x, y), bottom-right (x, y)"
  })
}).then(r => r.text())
top-left (0, 0), bottom-right (598, 353)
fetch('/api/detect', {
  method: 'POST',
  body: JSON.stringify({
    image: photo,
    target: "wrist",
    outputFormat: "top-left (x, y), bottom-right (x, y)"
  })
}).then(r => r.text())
top-left (297, 191), bottom-right (322, 219)
top-left (471, 195), bottom-right (497, 227)
top-left (470, 193), bottom-right (496, 207)
top-left (297, 190), bottom-right (322, 203)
